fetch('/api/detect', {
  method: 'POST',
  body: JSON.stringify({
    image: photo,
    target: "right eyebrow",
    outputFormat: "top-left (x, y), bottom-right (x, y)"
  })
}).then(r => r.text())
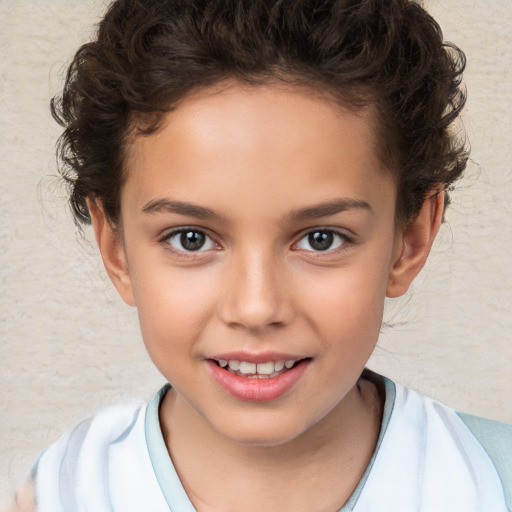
top-left (142, 199), bottom-right (219, 219)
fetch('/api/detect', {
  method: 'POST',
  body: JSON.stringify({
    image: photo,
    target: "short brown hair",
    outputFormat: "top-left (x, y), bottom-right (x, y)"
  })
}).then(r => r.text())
top-left (52, 0), bottom-right (468, 226)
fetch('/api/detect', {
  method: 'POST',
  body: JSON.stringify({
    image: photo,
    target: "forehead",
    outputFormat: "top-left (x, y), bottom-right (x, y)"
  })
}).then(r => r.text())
top-left (122, 83), bottom-right (394, 220)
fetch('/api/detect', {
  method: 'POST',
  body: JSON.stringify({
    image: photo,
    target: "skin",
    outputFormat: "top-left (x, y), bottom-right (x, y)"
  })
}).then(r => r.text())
top-left (3, 482), bottom-right (35, 512)
top-left (86, 83), bottom-right (441, 511)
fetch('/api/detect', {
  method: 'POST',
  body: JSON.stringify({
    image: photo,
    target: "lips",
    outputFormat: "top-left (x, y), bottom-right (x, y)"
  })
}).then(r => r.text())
top-left (207, 353), bottom-right (310, 401)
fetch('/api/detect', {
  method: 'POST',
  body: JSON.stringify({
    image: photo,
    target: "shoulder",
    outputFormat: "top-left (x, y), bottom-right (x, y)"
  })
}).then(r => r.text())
top-left (390, 380), bottom-right (511, 467)
top-left (33, 402), bottom-right (146, 511)
top-left (37, 401), bottom-right (144, 468)
top-left (456, 410), bottom-right (512, 446)
top-left (456, 410), bottom-right (512, 507)
top-left (391, 380), bottom-right (511, 509)
top-left (29, 390), bottom-right (175, 512)
top-left (354, 374), bottom-right (511, 511)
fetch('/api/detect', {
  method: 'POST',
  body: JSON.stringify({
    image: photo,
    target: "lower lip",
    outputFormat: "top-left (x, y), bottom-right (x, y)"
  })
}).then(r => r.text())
top-left (207, 360), bottom-right (309, 402)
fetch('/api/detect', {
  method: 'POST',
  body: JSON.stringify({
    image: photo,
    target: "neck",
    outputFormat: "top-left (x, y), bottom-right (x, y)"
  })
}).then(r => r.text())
top-left (160, 377), bottom-right (383, 512)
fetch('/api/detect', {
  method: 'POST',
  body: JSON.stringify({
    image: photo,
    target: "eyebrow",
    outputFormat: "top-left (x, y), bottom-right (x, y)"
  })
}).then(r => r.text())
top-left (142, 197), bottom-right (372, 222)
top-left (285, 198), bottom-right (373, 222)
top-left (142, 199), bottom-right (218, 219)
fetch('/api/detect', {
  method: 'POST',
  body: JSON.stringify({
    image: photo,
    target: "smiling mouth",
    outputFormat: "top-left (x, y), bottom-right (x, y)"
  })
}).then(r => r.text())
top-left (212, 358), bottom-right (308, 379)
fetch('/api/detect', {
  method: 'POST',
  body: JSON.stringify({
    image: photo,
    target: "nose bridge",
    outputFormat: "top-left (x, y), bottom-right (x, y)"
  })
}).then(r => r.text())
top-left (219, 244), bottom-right (290, 331)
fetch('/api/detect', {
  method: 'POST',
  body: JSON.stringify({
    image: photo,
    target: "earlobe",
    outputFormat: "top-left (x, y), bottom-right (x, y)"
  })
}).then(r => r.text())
top-left (87, 198), bottom-right (135, 306)
top-left (386, 189), bottom-right (445, 298)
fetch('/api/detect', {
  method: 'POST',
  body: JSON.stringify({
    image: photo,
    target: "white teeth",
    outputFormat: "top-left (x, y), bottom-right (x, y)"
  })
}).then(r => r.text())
top-left (220, 359), bottom-right (300, 375)
top-left (274, 361), bottom-right (285, 372)
top-left (256, 362), bottom-right (274, 375)
top-left (228, 360), bottom-right (240, 371)
top-left (239, 362), bottom-right (257, 375)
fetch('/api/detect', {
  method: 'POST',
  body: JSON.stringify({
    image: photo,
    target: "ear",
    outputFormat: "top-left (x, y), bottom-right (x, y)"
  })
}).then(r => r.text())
top-left (386, 188), bottom-right (444, 298)
top-left (87, 197), bottom-right (135, 306)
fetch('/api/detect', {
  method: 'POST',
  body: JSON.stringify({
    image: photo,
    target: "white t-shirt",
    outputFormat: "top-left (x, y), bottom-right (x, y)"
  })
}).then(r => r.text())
top-left (31, 372), bottom-right (511, 512)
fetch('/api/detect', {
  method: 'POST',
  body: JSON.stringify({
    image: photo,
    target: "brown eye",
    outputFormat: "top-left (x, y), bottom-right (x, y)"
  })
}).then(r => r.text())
top-left (181, 231), bottom-right (206, 251)
top-left (296, 230), bottom-right (346, 252)
top-left (165, 229), bottom-right (215, 252)
top-left (308, 231), bottom-right (333, 251)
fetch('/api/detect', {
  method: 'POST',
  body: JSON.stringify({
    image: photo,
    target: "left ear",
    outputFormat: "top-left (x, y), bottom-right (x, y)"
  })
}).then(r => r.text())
top-left (387, 188), bottom-right (444, 298)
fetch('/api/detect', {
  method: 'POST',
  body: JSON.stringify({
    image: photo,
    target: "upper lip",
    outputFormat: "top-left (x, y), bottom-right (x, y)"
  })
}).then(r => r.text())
top-left (208, 351), bottom-right (308, 364)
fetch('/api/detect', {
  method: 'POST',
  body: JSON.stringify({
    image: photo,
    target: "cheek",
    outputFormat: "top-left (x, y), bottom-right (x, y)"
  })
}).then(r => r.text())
top-left (297, 262), bottom-right (389, 343)
top-left (131, 262), bottom-right (219, 355)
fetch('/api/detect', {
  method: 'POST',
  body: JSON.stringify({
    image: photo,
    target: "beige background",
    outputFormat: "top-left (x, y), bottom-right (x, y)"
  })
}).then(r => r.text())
top-left (1, 0), bottom-right (511, 502)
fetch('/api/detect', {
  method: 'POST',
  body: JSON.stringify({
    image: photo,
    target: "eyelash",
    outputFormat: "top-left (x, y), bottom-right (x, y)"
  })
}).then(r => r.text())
top-left (159, 227), bottom-right (352, 259)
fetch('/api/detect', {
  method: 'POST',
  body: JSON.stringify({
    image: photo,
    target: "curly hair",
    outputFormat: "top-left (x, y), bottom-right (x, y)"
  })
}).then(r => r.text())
top-left (51, 0), bottom-right (468, 227)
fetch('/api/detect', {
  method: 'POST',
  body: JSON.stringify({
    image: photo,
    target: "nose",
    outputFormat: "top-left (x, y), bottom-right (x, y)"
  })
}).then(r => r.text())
top-left (218, 248), bottom-right (293, 332)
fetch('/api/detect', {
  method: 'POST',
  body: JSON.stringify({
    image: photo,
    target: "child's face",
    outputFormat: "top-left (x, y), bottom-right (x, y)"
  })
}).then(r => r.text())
top-left (102, 83), bottom-right (411, 445)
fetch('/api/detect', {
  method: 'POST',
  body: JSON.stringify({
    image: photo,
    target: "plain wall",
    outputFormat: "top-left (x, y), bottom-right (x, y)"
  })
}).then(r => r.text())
top-left (1, 0), bottom-right (511, 502)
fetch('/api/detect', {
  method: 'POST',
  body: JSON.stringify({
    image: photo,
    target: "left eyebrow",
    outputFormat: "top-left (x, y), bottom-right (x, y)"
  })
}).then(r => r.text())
top-left (284, 198), bottom-right (373, 222)
top-left (142, 199), bottom-right (219, 219)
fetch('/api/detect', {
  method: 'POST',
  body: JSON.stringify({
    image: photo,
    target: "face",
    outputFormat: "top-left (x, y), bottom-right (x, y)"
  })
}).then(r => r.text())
top-left (105, 83), bottom-right (409, 446)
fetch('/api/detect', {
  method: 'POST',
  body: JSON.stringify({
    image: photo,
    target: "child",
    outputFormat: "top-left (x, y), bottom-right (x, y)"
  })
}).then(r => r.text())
top-left (7, 0), bottom-right (512, 510)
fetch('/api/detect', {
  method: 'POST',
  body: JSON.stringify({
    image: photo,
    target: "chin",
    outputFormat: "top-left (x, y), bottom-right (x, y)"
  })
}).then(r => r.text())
top-left (213, 415), bottom-right (310, 448)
